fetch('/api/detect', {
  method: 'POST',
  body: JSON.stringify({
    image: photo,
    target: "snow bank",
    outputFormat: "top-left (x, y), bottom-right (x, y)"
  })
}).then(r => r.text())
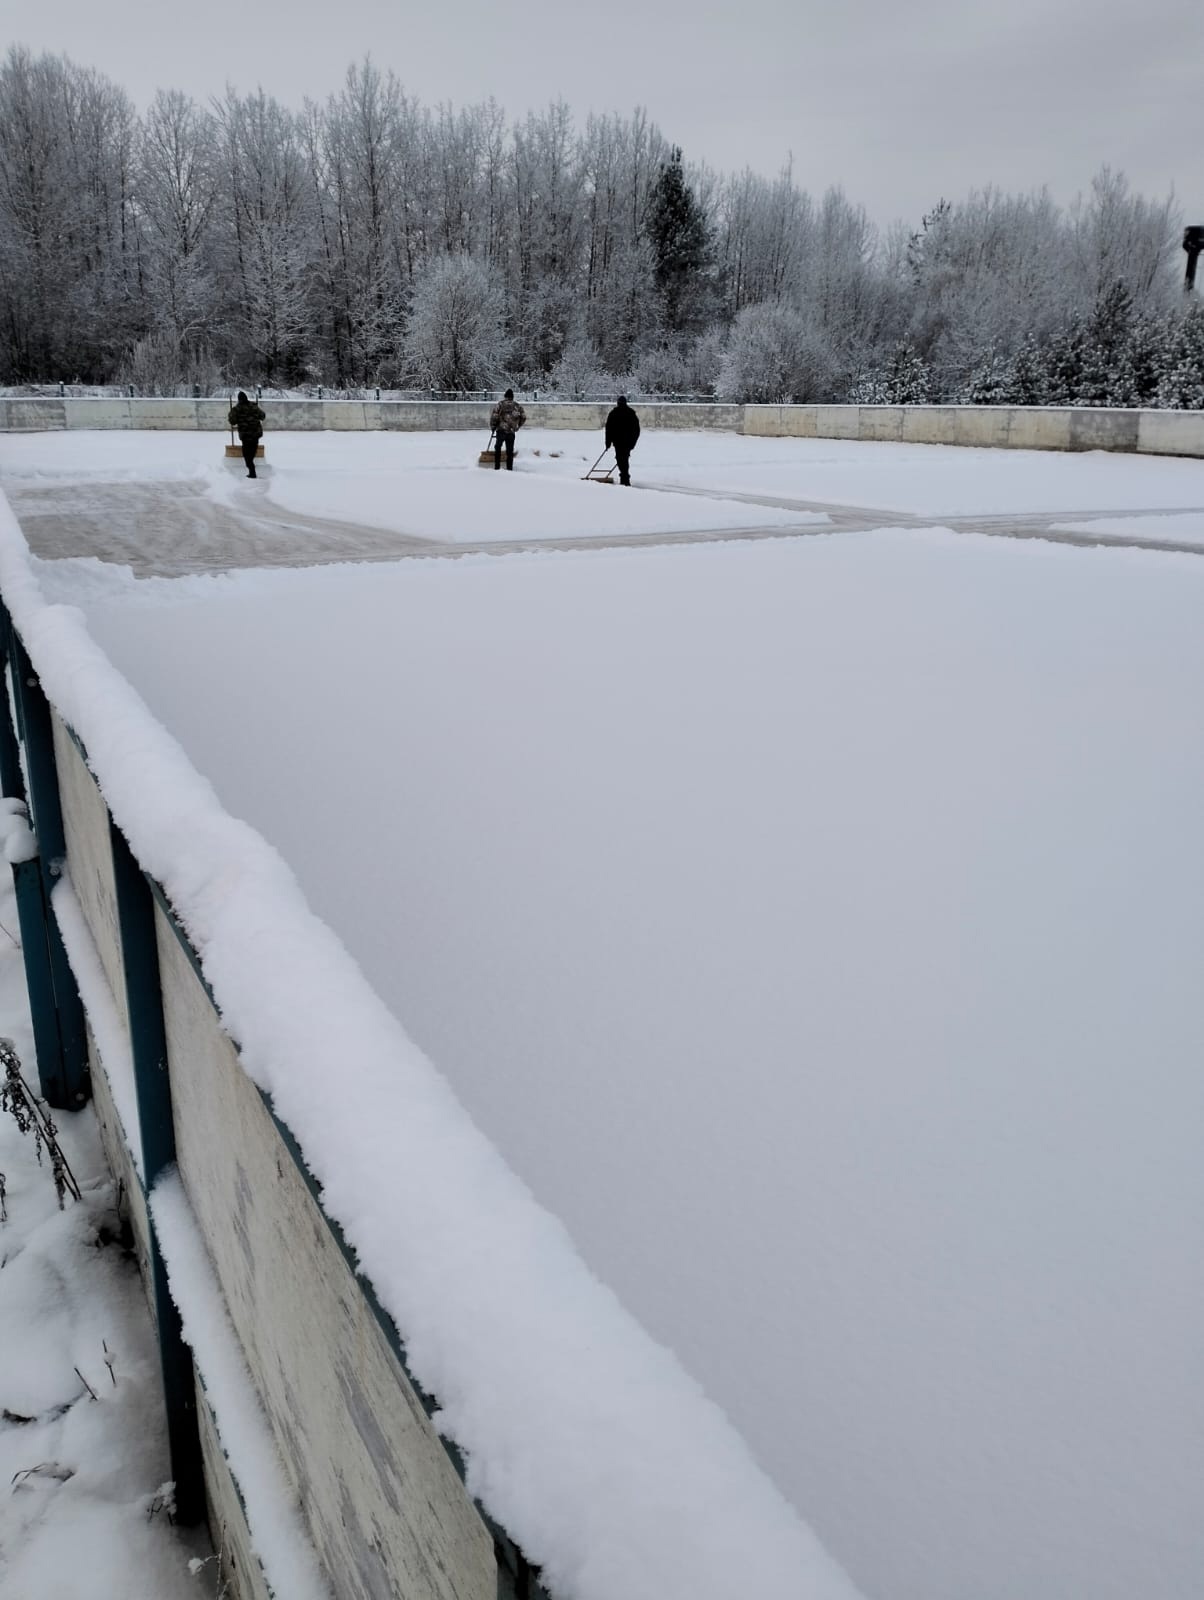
top-left (0, 865), bottom-right (202, 1598)
top-left (0, 488), bottom-right (862, 1599)
top-left (51, 874), bottom-right (143, 1179)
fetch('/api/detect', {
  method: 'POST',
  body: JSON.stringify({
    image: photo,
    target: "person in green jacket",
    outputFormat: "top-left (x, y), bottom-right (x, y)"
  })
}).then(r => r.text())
top-left (228, 391), bottom-right (266, 477)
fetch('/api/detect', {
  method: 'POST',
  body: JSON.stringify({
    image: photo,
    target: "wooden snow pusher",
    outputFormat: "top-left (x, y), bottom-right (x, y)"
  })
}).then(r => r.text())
top-left (478, 430), bottom-right (497, 466)
top-left (225, 441), bottom-right (265, 459)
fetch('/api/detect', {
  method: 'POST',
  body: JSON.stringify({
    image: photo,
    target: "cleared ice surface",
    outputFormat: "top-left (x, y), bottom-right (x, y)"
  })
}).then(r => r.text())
top-left (46, 518), bottom-right (1204, 1600)
top-left (1052, 509), bottom-right (1204, 543)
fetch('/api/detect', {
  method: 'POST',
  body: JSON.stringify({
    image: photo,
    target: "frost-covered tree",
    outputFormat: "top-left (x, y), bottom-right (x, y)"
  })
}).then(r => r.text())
top-left (0, 47), bottom-right (137, 379)
top-left (403, 253), bottom-right (505, 389)
top-left (137, 90), bottom-right (219, 348)
top-left (0, 45), bottom-right (1194, 403)
top-left (212, 89), bottom-right (316, 384)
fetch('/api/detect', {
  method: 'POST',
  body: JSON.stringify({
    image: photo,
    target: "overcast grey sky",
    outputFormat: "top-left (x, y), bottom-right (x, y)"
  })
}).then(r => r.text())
top-left (8, 0), bottom-right (1201, 227)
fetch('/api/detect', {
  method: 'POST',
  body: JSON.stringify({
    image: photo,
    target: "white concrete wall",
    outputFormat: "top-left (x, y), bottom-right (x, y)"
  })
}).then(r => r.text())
top-left (4, 394), bottom-right (1203, 455)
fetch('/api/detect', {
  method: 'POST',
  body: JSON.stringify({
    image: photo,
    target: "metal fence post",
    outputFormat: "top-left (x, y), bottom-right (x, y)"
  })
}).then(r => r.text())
top-left (109, 815), bottom-right (205, 1524)
top-left (0, 619), bottom-right (88, 1108)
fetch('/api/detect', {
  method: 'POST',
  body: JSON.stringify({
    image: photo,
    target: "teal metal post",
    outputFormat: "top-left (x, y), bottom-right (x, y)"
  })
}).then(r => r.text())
top-left (109, 815), bottom-right (205, 1524)
top-left (0, 613), bottom-right (87, 1107)
top-left (5, 632), bottom-right (88, 1108)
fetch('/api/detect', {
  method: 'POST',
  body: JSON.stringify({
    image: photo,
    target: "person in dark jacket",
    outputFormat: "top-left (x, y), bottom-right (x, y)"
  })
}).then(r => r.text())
top-left (490, 389), bottom-right (526, 470)
top-left (604, 396), bottom-right (640, 485)
top-left (228, 391), bottom-right (266, 477)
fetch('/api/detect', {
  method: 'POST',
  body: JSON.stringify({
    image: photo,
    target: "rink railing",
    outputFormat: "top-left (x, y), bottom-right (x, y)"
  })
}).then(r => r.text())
top-left (0, 603), bottom-right (549, 1600)
top-left (0, 395), bottom-right (1202, 455)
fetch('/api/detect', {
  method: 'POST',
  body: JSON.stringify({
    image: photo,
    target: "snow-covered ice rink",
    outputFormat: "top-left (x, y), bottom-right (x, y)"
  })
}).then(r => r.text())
top-left (3, 428), bottom-right (1203, 1600)
top-left (4, 427), bottom-right (1204, 572)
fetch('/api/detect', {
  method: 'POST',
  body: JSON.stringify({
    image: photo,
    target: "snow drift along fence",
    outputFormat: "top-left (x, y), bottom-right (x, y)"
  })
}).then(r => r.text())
top-left (0, 603), bottom-right (545, 1600)
top-left (0, 395), bottom-right (1201, 455)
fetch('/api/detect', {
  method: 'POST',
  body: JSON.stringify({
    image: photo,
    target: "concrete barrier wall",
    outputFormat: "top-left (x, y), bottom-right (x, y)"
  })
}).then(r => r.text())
top-left (3, 395), bottom-right (1202, 455)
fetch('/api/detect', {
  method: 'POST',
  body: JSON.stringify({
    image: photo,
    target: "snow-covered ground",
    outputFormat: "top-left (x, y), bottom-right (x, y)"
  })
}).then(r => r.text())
top-left (0, 816), bottom-right (210, 1598)
top-left (0, 429), bottom-right (827, 544)
top-left (2, 431), bottom-right (1203, 1600)
top-left (4, 428), bottom-right (1204, 553)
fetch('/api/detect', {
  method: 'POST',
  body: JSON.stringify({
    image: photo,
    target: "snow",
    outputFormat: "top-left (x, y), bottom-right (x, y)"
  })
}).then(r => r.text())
top-left (2, 428), bottom-right (829, 544)
top-left (0, 869), bottom-right (206, 1596)
top-left (150, 1170), bottom-right (331, 1600)
top-left (632, 434), bottom-right (1204, 515)
top-left (238, 429), bottom-right (828, 540)
top-left (52, 875), bottom-right (143, 1179)
top-left (8, 427), bottom-right (1204, 551)
top-left (3, 429), bottom-right (1204, 1600)
top-left (0, 484), bottom-right (863, 1600)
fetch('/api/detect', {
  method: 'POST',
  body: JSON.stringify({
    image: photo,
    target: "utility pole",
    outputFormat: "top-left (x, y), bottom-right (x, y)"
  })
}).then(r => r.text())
top-left (1183, 226), bottom-right (1204, 291)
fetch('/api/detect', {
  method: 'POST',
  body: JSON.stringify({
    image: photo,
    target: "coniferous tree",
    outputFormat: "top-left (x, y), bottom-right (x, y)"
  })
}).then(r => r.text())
top-left (646, 146), bottom-right (712, 335)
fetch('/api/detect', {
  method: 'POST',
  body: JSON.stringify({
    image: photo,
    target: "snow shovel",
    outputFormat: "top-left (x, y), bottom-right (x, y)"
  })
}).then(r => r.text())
top-left (477, 430), bottom-right (497, 467)
top-left (224, 396), bottom-right (265, 461)
top-left (582, 446), bottom-right (615, 484)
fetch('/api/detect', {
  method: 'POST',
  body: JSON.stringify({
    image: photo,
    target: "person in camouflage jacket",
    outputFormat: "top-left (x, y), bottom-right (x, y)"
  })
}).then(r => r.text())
top-left (489, 389), bottom-right (526, 470)
top-left (228, 391), bottom-right (266, 477)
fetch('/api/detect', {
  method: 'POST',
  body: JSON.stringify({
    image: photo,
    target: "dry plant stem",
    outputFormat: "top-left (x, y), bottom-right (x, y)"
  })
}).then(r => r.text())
top-left (0, 1038), bottom-right (82, 1206)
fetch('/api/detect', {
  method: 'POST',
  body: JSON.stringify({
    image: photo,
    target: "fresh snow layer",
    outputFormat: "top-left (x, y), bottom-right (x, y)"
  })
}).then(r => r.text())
top-left (635, 434), bottom-right (1204, 515)
top-left (43, 516), bottom-right (1204, 1600)
top-left (150, 1172), bottom-right (331, 1600)
top-left (0, 488), bottom-right (862, 1600)
top-left (52, 875), bottom-right (143, 1179)
top-left (249, 430), bottom-right (826, 540)
top-left (0, 857), bottom-right (206, 1597)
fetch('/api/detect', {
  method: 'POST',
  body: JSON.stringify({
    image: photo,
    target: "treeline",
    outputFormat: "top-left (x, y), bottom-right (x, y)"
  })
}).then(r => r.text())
top-left (0, 44), bottom-right (1197, 404)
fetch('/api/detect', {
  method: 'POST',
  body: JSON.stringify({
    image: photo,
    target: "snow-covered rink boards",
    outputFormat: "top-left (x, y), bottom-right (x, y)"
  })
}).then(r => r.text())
top-left (34, 471), bottom-right (1204, 1600)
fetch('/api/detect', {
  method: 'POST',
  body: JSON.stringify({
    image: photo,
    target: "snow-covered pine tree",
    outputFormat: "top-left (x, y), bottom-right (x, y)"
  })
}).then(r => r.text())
top-left (646, 147), bottom-right (712, 336)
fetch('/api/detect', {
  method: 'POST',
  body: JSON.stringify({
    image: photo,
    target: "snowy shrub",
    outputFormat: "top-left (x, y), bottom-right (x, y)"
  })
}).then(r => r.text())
top-left (716, 302), bottom-right (835, 403)
top-left (549, 338), bottom-right (614, 399)
top-left (850, 342), bottom-right (931, 404)
top-left (402, 255), bottom-right (506, 392)
top-left (633, 344), bottom-right (692, 396)
top-left (1156, 306), bottom-right (1204, 408)
top-left (116, 332), bottom-right (222, 398)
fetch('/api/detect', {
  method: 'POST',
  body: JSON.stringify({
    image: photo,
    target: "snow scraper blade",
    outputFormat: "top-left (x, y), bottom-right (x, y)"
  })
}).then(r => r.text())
top-left (582, 447), bottom-right (615, 484)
